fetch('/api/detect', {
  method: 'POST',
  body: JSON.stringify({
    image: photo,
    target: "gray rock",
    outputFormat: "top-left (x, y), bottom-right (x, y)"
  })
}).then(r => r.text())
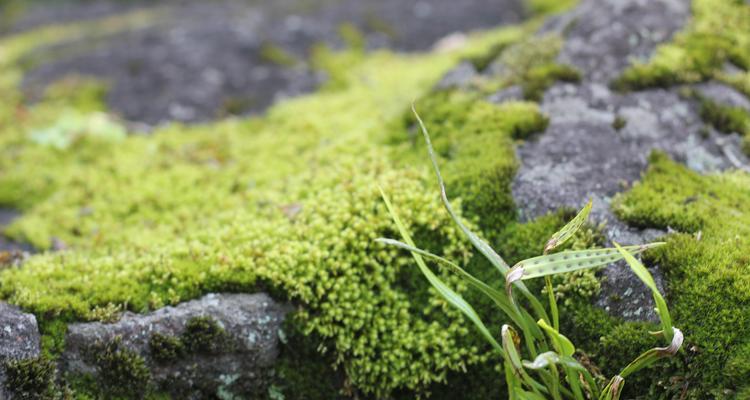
top-left (542, 0), bottom-right (690, 83)
top-left (62, 293), bottom-right (291, 399)
top-left (0, 303), bottom-right (41, 398)
top-left (436, 61), bottom-right (478, 89)
top-left (507, 0), bottom-right (745, 321)
top-left (695, 81), bottom-right (750, 112)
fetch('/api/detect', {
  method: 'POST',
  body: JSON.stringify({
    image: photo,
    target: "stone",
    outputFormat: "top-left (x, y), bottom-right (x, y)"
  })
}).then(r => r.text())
top-left (61, 293), bottom-right (291, 399)
top-left (0, 303), bottom-right (41, 399)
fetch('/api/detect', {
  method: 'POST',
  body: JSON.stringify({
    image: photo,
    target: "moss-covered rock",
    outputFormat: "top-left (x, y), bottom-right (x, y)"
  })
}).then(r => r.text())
top-left (3, 356), bottom-right (56, 400)
top-left (614, 152), bottom-right (750, 398)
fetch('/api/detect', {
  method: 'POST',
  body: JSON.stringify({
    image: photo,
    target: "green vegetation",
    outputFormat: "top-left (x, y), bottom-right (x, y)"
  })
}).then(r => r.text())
top-left (380, 112), bottom-right (681, 399)
top-left (84, 337), bottom-right (152, 398)
top-left (614, 152), bottom-right (750, 398)
top-left (3, 356), bottom-right (56, 399)
top-left (612, 0), bottom-right (750, 94)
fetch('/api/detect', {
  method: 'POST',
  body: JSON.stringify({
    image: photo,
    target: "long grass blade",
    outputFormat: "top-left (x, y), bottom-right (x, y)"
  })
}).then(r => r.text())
top-left (412, 104), bottom-right (550, 323)
top-left (537, 319), bottom-right (575, 357)
top-left (613, 242), bottom-right (673, 342)
top-left (376, 237), bottom-right (526, 329)
top-left (379, 186), bottom-right (504, 355)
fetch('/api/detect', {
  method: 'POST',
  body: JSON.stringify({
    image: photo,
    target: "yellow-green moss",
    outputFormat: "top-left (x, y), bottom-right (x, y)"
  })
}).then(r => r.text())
top-left (614, 152), bottom-right (750, 398)
top-left (696, 95), bottom-right (750, 154)
top-left (0, 19), bottom-right (551, 397)
top-left (612, 0), bottom-right (750, 92)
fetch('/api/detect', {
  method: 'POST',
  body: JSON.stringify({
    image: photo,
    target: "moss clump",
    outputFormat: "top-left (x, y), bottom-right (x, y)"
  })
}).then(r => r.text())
top-left (148, 333), bottom-right (185, 363)
top-left (612, 0), bottom-right (750, 92)
top-left (182, 316), bottom-right (232, 354)
top-left (271, 313), bottom-right (344, 400)
top-left (86, 337), bottom-right (151, 398)
top-left (259, 42), bottom-right (298, 67)
top-left (612, 115), bottom-right (627, 131)
top-left (697, 96), bottom-right (750, 151)
top-left (3, 356), bottom-right (57, 399)
top-left (613, 152), bottom-right (750, 398)
top-left (521, 63), bottom-right (581, 101)
top-left (394, 90), bottom-right (548, 233)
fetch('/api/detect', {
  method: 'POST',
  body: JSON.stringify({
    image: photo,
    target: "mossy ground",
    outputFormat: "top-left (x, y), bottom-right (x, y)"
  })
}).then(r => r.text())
top-left (0, 10), bottom-right (553, 398)
top-left (1, 0), bottom-right (748, 398)
top-left (614, 153), bottom-right (750, 398)
top-left (612, 0), bottom-right (750, 93)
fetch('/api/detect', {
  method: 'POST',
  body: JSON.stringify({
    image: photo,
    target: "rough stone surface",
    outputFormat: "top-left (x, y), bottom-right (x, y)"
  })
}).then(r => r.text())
top-left (0, 303), bottom-right (41, 398)
top-left (504, 0), bottom-right (750, 321)
top-left (21, 0), bottom-right (526, 125)
top-left (62, 293), bottom-right (291, 399)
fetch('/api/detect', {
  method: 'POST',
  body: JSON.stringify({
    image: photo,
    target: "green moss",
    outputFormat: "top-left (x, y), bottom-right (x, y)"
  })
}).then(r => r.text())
top-left (271, 313), bottom-right (344, 400)
top-left (468, 34), bottom-right (581, 99)
top-left (259, 43), bottom-right (298, 67)
top-left (527, 0), bottom-right (580, 16)
top-left (697, 96), bottom-right (750, 150)
top-left (394, 91), bottom-right (548, 233)
top-left (148, 333), bottom-right (185, 363)
top-left (86, 337), bottom-right (152, 399)
top-left (613, 152), bottom-right (750, 398)
top-left (612, 115), bottom-right (627, 131)
top-left (182, 316), bottom-right (232, 354)
top-left (612, 0), bottom-right (750, 91)
top-left (521, 63), bottom-right (581, 101)
top-left (3, 356), bottom-right (56, 399)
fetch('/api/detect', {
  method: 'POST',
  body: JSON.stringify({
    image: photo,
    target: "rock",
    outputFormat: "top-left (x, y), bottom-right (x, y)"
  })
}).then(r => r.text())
top-left (507, 0), bottom-right (745, 321)
top-left (61, 293), bottom-right (291, 399)
top-left (694, 81), bottom-right (750, 112)
top-left (0, 209), bottom-right (33, 254)
top-left (0, 303), bottom-right (41, 399)
top-left (436, 61), bottom-right (478, 89)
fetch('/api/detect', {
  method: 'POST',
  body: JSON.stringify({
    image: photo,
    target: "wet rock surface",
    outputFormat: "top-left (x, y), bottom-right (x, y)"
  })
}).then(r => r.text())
top-left (62, 293), bottom-right (291, 399)
top-left (503, 0), bottom-right (749, 321)
top-left (21, 0), bottom-right (526, 125)
top-left (0, 303), bottom-right (41, 399)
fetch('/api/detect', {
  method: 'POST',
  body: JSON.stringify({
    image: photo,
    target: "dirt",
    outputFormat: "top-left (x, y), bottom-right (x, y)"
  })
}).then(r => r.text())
top-left (18, 0), bottom-right (527, 126)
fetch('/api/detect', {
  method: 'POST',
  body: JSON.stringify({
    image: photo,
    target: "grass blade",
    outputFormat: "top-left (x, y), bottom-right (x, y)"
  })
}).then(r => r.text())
top-left (376, 237), bottom-right (526, 329)
top-left (379, 186), bottom-right (503, 355)
top-left (545, 199), bottom-right (593, 253)
top-left (613, 242), bottom-right (673, 342)
top-left (618, 328), bottom-right (683, 378)
top-left (412, 104), bottom-right (550, 323)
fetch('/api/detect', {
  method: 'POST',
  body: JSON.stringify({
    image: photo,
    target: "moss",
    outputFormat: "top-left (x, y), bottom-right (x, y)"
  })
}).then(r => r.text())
top-left (469, 34), bottom-right (580, 99)
top-left (612, 115), bottom-right (627, 131)
top-left (394, 91), bottom-right (548, 233)
top-left (259, 42), bottom-right (298, 67)
top-left (3, 356), bottom-right (56, 399)
top-left (521, 62), bottom-right (581, 101)
top-left (182, 316), bottom-right (233, 354)
top-left (38, 318), bottom-right (68, 359)
top-left (613, 152), bottom-right (750, 398)
top-left (527, 0), bottom-right (580, 16)
top-left (148, 333), bottom-right (185, 363)
top-left (86, 337), bottom-right (152, 399)
top-left (612, 0), bottom-right (750, 91)
top-left (271, 313), bottom-right (345, 400)
top-left (697, 96), bottom-right (750, 149)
